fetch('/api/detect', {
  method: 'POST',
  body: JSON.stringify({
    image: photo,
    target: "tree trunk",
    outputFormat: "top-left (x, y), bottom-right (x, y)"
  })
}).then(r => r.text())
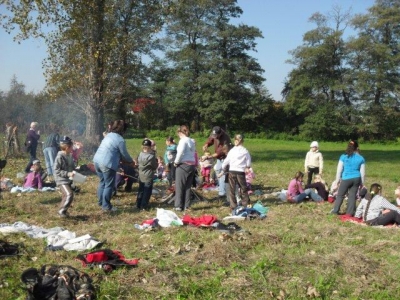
top-left (85, 103), bottom-right (104, 146)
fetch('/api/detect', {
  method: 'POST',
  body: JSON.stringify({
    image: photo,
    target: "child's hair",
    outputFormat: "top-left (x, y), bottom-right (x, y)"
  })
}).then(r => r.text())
top-left (177, 125), bottom-right (190, 136)
top-left (314, 174), bottom-right (328, 190)
top-left (345, 140), bottom-right (359, 156)
top-left (166, 136), bottom-right (175, 143)
top-left (109, 120), bottom-right (128, 135)
top-left (363, 183), bottom-right (382, 221)
top-left (294, 171), bottom-right (304, 181)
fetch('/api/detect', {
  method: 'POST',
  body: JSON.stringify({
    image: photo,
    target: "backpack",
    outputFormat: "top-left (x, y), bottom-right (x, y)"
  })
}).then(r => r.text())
top-left (0, 240), bottom-right (20, 258)
top-left (21, 264), bottom-right (95, 300)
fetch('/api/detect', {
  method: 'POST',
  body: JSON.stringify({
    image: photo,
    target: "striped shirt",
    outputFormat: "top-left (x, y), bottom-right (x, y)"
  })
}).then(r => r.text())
top-left (355, 195), bottom-right (400, 221)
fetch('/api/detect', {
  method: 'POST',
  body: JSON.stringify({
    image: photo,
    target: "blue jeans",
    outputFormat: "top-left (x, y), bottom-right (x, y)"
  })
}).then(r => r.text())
top-left (43, 147), bottom-right (58, 175)
top-left (136, 180), bottom-right (153, 209)
top-left (294, 188), bottom-right (323, 203)
top-left (94, 162), bottom-right (116, 210)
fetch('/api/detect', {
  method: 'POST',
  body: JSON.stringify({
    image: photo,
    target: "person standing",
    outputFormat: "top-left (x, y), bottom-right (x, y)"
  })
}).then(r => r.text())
top-left (304, 141), bottom-right (323, 185)
top-left (93, 120), bottom-right (134, 213)
top-left (164, 136), bottom-right (177, 187)
top-left (53, 137), bottom-right (75, 218)
top-left (173, 125), bottom-right (196, 211)
top-left (222, 134), bottom-right (251, 210)
top-left (202, 126), bottom-right (232, 199)
top-left (136, 139), bottom-right (158, 210)
top-left (331, 140), bottom-right (366, 216)
top-left (24, 122), bottom-right (41, 173)
top-left (42, 125), bottom-right (60, 182)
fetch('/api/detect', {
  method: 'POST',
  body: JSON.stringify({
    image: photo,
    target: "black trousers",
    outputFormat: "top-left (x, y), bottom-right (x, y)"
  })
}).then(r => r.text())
top-left (306, 167), bottom-right (319, 185)
top-left (368, 210), bottom-right (400, 226)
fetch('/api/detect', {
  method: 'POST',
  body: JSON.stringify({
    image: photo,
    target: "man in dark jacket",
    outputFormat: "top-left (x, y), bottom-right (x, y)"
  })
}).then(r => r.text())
top-left (202, 126), bottom-right (233, 200)
top-left (24, 122), bottom-right (41, 173)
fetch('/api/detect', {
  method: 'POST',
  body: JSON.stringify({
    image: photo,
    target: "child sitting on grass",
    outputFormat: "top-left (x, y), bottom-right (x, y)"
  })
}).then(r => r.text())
top-left (287, 171), bottom-right (323, 203)
top-left (23, 160), bottom-right (43, 190)
top-left (305, 174), bottom-right (328, 201)
top-left (355, 183), bottom-right (400, 226)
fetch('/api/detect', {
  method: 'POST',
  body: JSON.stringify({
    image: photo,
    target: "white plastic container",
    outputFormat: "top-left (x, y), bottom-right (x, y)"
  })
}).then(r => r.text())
top-left (71, 171), bottom-right (87, 183)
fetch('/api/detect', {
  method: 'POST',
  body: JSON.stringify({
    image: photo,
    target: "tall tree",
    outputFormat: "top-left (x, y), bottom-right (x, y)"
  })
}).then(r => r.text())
top-left (160, 0), bottom-right (267, 131)
top-left (283, 6), bottom-right (355, 140)
top-left (347, 0), bottom-right (400, 106)
top-left (2, 0), bottom-right (163, 143)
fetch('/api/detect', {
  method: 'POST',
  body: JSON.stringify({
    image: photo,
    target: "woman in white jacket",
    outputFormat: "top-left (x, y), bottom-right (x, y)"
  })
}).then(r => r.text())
top-left (222, 134), bottom-right (251, 210)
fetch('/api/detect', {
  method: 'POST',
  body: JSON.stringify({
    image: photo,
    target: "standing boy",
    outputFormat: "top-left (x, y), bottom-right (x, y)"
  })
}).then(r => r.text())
top-left (53, 136), bottom-right (75, 218)
top-left (136, 139), bottom-right (158, 210)
top-left (222, 134), bottom-right (251, 210)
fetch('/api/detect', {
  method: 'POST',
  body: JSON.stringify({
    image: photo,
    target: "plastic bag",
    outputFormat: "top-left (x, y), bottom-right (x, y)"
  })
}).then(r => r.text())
top-left (156, 208), bottom-right (183, 227)
top-left (252, 201), bottom-right (269, 214)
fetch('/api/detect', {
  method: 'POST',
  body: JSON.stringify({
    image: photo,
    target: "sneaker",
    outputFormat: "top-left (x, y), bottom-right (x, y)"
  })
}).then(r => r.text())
top-left (58, 210), bottom-right (68, 218)
top-left (173, 207), bottom-right (182, 211)
top-left (102, 207), bottom-right (118, 213)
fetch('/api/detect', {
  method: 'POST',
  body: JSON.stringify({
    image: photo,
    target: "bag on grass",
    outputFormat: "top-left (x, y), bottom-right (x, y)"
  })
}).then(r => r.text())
top-left (0, 240), bottom-right (20, 258)
top-left (252, 201), bottom-right (269, 215)
top-left (21, 264), bottom-right (95, 300)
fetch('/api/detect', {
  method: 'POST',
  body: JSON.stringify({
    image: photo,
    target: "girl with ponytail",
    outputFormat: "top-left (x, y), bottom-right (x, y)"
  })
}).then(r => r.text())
top-left (331, 140), bottom-right (366, 216)
top-left (355, 183), bottom-right (400, 226)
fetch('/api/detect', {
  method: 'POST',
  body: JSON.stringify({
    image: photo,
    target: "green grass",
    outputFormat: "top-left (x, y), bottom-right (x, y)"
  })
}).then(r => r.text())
top-left (1, 139), bottom-right (400, 299)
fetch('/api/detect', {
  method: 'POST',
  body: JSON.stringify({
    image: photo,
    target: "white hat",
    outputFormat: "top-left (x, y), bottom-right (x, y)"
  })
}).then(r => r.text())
top-left (310, 141), bottom-right (319, 148)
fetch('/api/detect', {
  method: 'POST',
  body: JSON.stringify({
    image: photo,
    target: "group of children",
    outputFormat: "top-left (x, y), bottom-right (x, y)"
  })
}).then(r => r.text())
top-left (287, 141), bottom-right (400, 227)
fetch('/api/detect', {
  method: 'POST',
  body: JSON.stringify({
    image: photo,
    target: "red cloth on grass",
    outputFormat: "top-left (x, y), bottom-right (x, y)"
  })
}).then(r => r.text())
top-left (182, 215), bottom-right (218, 227)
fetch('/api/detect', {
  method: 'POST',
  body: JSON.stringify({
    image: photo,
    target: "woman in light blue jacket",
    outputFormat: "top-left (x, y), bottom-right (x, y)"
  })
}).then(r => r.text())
top-left (93, 120), bottom-right (134, 212)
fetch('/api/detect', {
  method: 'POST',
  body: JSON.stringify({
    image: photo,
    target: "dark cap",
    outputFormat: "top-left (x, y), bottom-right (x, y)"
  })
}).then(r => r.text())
top-left (142, 139), bottom-right (152, 147)
top-left (60, 136), bottom-right (73, 145)
top-left (211, 126), bottom-right (222, 137)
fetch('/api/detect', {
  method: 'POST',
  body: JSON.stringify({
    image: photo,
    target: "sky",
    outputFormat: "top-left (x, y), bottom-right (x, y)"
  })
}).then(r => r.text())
top-left (0, 0), bottom-right (375, 101)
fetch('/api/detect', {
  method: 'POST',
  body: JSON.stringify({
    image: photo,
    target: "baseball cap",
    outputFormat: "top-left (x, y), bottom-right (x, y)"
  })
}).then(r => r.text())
top-left (32, 160), bottom-right (40, 165)
top-left (142, 139), bottom-right (152, 147)
top-left (60, 136), bottom-right (73, 145)
top-left (211, 126), bottom-right (222, 137)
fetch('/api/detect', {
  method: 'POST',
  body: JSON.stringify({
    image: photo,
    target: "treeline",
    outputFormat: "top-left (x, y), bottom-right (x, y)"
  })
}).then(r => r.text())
top-left (1, 0), bottom-right (399, 142)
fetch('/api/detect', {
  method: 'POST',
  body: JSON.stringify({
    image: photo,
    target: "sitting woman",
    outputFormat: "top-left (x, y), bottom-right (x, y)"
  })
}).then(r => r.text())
top-left (287, 171), bottom-right (323, 203)
top-left (305, 174), bottom-right (329, 201)
top-left (355, 183), bottom-right (400, 226)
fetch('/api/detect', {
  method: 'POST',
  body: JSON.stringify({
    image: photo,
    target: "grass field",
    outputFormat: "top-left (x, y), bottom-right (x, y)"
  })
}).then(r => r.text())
top-left (1, 138), bottom-right (400, 299)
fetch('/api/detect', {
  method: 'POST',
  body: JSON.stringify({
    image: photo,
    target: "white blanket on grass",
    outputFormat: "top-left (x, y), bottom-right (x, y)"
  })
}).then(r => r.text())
top-left (0, 221), bottom-right (100, 251)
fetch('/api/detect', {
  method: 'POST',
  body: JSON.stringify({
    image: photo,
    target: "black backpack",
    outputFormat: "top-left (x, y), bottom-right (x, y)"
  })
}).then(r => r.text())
top-left (21, 264), bottom-right (96, 300)
top-left (0, 240), bottom-right (20, 258)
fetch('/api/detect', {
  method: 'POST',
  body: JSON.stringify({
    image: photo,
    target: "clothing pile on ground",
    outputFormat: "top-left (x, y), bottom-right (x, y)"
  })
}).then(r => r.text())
top-left (0, 222), bottom-right (101, 251)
